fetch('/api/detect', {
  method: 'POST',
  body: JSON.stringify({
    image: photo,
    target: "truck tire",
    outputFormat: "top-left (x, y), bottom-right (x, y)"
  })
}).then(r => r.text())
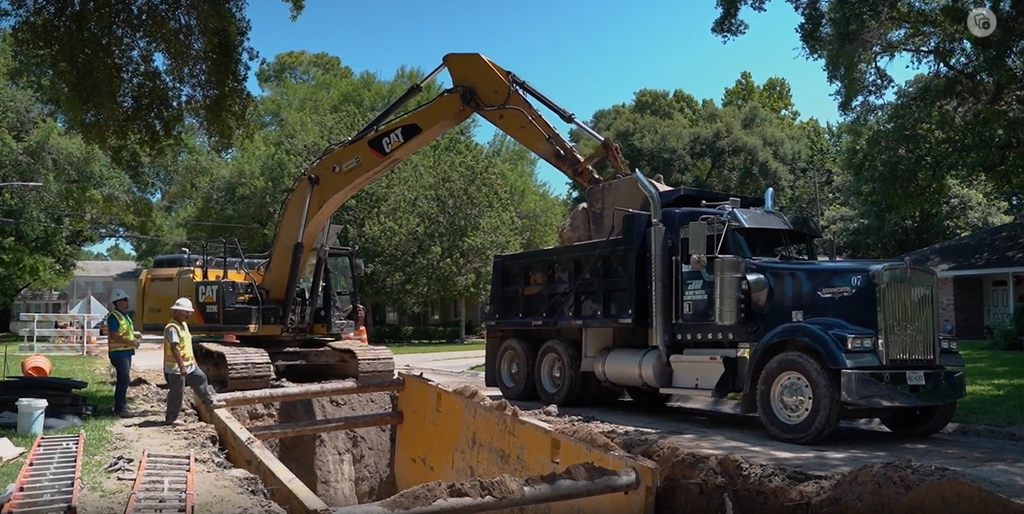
top-left (534, 339), bottom-right (584, 406)
top-left (880, 402), bottom-right (957, 437)
top-left (495, 338), bottom-right (537, 401)
top-left (756, 351), bottom-right (840, 444)
top-left (625, 387), bottom-right (671, 406)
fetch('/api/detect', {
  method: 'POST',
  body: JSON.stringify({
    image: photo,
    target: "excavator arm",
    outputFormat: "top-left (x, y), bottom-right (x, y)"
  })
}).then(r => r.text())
top-left (260, 52), bottom-right (631, 311)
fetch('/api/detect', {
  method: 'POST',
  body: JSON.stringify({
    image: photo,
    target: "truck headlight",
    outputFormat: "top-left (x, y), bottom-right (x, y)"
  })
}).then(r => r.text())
top-left (940, 338), bottom-right (959, 352)
top-left (846, 335), bottom-right (876, 351)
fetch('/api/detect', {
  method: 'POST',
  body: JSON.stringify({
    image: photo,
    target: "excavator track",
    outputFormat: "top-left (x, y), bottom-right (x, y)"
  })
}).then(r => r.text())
top-left (195, 340), bottom-right (396, 392)
top-left (195, 342), bottom-right (275, 392)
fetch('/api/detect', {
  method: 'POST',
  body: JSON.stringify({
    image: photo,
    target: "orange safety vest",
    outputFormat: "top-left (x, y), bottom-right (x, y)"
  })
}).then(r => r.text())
top-left (163, 320), bottom-right (196, 373)
top-left (107, 310), bottom-right (136, 353)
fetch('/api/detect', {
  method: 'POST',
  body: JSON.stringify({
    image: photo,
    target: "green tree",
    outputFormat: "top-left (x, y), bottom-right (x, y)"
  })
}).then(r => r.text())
top-left (0, 71), bottom-right (134, 306)
top-left (710, 0), bottom-right (1024, 195)
top-left (569, 74), bottom-right (837, 220)
top-left (0, 1), bottom-right (306, 166)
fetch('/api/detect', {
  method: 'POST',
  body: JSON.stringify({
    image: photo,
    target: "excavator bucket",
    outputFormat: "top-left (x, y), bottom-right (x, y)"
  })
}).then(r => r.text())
top-left (559, 174), bottom-right (673, 246)
top-left (194, 372), bottom-right (658, 514)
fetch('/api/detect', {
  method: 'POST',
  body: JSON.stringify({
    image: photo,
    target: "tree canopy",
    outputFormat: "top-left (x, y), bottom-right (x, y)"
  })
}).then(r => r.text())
top-left (0, 0), bottom-right (305, 167)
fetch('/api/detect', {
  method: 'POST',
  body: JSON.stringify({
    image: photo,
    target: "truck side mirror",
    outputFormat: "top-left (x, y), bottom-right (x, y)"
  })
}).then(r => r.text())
top-left (827, 239), bottom-right (837, 261)
top-left (353, 258), bottom-right (365, 276)
top-left (688, 221), bottom-right (707, 256)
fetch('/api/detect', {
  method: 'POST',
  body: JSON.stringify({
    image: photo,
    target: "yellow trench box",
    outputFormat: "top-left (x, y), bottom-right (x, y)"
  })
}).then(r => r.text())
top-left (395, 373), bottom-right (660, 514)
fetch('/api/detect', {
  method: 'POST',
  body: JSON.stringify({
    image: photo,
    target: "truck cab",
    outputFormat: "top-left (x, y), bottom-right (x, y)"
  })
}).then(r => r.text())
top-left (483, 172), bottom-right (966, 445)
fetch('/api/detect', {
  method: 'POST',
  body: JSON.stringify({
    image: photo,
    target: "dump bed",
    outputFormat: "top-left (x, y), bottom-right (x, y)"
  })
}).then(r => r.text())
top-left (488, 213), bottom-right (651, 329)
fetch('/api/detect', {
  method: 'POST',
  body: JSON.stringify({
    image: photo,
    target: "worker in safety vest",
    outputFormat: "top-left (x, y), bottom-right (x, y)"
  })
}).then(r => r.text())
top-left (107, 289), bottom-right (141, 417)
top-left (163, 297), bottom-right (225, 426)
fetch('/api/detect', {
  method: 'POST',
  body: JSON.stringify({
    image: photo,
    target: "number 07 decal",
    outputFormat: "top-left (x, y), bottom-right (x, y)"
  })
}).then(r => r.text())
top-left (851, 275), bottom-right (863, 287)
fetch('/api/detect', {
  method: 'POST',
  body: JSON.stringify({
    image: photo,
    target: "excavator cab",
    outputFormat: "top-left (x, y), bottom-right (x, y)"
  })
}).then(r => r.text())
top-left (293, 246), bottom-right (365, 336)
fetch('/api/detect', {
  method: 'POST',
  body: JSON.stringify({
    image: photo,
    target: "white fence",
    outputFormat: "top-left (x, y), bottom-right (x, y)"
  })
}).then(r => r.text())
top-left (16, 313), bottom-right (106, 356)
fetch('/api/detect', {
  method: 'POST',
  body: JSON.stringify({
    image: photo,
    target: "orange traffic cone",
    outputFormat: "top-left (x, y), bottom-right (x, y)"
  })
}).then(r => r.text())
top-left (355, 326), bottom-right (368, 344)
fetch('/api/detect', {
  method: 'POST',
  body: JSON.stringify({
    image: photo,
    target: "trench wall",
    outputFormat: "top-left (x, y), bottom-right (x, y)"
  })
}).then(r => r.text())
top-left (394, 374), bottom-right (660, 514)
top-left (196, 373), bottom-right (659, 514)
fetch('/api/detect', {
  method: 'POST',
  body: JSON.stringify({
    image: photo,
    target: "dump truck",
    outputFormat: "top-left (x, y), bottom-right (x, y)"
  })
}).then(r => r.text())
top-left (135, 53), bottom-right (661, 392)
top-left (483, 171), bottom-right (967, 444)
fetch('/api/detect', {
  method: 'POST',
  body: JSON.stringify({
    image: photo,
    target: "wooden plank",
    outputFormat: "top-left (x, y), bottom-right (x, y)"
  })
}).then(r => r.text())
top-left (249, 411), bottom-right (403, 440)
top-left (193, 392), bottom-right (329, 514)
top-left (215, 378), bottom-right (404, 407)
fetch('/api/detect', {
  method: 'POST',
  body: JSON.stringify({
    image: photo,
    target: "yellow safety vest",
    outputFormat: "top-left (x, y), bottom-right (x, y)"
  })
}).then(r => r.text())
top-left (163, 320), bottom-right (196, 373)
top-left (107, 310), bottom-right (136, 353)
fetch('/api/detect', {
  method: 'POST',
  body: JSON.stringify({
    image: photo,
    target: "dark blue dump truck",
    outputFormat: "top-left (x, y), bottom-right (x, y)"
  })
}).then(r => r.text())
top-left (483, 172), bottom-right (966, 445)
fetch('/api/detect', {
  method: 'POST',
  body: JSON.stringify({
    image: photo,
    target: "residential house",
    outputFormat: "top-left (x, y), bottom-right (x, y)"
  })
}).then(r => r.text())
top-left (900, 222), bottom-right (1024, 340)
top-left (8, 260), bottom-right (142, 333)
top-left (64, 260), bottom-right (142, 309)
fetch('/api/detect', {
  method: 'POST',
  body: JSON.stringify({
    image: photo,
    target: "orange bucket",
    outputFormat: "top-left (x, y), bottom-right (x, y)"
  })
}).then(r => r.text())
top-left (21, 354), bottom-right (53, 378)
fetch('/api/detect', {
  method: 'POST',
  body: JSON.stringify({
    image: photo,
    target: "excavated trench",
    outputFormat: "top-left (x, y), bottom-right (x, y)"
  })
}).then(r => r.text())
top-left (228, 385), bottom-right (1024, 514)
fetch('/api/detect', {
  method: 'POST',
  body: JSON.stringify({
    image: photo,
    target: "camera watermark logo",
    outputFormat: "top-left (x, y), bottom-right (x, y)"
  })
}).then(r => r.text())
top-left (967, 7), bottom-right (997, 37)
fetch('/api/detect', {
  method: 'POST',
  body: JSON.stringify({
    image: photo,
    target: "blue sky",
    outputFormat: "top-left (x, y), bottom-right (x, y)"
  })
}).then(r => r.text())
top-left (91, 0), bottom-right (916, 255)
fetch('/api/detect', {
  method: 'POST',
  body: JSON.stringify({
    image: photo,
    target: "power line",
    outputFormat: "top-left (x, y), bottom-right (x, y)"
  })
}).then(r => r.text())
top-left (0, 218), bottom-right (244, 244)
top-left (0, 206), bottom-right (262, 229)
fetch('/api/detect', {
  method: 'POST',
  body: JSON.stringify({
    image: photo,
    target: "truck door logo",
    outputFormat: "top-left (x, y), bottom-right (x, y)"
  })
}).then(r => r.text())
top-left (368, 123), bottom-right (423, 159)
top-left (198, 285), bottom-right (219, 304)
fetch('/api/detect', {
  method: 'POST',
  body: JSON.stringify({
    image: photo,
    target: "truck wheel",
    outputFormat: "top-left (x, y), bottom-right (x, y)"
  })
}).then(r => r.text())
top-left (495, 338), bottom-right (537, 401)
top-left (880, 402), bottom-right (957, 437)
top-left (534, 340), bottom-right (584, 406)
top-left (756, 351), bottom-right (840, 444)
top-left (625, 387), bottom-right (671, 406)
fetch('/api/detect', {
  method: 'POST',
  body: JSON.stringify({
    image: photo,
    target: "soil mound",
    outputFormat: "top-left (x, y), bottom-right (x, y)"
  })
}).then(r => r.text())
top-left (451, 384), bottom-right (521, 417)
top-left (627, 438), bottom-right (1024, 514)
top-left (349, 463), bottom-right (622, 512)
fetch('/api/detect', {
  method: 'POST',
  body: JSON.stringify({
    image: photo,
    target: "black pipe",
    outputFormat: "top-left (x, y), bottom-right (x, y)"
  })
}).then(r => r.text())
top-left (333, 468), bottom-right (639, 514)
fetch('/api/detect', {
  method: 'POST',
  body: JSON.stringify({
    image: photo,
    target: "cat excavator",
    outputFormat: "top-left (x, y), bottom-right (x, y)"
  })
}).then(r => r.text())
top-left (136, 52), bottom-right (669, 392)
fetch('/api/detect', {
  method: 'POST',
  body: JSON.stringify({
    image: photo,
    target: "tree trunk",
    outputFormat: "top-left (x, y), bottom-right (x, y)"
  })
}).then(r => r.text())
top-left (458, 297), bottom-right (467, 342)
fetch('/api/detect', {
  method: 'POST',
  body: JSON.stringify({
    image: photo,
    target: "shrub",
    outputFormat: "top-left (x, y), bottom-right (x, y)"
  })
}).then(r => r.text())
top-left (989, 317), bottom-right (1023, 351)
top-left (369, 325), bottom-right (461, 344)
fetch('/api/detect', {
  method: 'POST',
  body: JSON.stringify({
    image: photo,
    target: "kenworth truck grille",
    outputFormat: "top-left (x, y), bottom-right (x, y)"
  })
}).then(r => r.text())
top-left (877, 265), bottom-right (938, 364)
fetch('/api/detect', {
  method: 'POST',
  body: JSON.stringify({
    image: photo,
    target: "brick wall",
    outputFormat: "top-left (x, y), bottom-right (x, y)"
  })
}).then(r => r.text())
top-left (937, 277), bottom-right (955, 331)
top-left (953, 276), bottom-right (985, 339)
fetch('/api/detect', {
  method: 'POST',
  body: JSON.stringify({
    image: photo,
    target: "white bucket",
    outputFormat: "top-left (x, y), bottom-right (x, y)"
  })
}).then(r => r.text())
top-left (16, 398), bottom-right (48, 436)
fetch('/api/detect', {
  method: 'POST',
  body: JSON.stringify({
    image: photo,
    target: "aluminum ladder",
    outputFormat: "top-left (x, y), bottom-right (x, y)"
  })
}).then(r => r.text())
top-left (1, 432), bottom-right (84, 514)
top-left (123, 450), bottom-right (194, 514)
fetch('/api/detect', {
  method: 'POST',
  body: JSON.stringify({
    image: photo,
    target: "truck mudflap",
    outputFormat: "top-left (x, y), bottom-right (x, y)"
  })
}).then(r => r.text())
top-left (839, 368), bottom-right (967, 408)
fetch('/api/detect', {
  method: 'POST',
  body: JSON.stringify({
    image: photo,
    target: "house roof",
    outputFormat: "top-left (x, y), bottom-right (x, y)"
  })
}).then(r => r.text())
top-left (75, 260), bottom-right (141, 278)
top-left (900, 222), bottom-right (1024, 272)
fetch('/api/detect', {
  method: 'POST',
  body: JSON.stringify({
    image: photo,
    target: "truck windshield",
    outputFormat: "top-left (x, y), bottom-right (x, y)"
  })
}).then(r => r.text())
top-left (734, 228), bottom-right (817, 260)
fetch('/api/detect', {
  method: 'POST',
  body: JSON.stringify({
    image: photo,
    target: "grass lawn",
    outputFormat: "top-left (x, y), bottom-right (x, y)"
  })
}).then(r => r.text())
top-left (0, 349), bottom-right (116, 488)
top-left (955, 340), bottom-right (1024, 428)
top-left (386, 340), bottom-right (485, 355)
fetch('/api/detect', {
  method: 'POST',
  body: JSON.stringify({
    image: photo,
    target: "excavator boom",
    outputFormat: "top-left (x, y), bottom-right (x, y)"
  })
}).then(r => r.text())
top-left (260, 53), bottom-right (630, 307)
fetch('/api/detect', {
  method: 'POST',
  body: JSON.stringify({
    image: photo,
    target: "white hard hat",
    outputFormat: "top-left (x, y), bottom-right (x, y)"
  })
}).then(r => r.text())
top-left (111, 289), bottom-right (130, 303)
top-left (171, 298), bottom-right (194, 313)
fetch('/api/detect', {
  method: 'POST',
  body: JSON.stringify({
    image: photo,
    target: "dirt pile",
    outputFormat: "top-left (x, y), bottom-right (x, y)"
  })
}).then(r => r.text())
top-left (451, 384), bottom-right (522, 417)
top-left (618, 437), bottom-right (1024, 514)
top-left (352, 463), bottom-right (622, 512)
